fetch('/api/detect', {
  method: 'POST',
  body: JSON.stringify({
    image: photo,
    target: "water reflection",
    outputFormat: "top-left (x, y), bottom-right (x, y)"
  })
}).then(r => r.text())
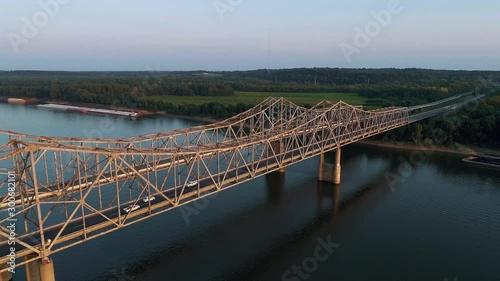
top-left (265, 172), bottom-right (285, 206)
top-left (2, 103), bottom-right (499, 281)
top-left (316, 182), bottom-right (340, 217)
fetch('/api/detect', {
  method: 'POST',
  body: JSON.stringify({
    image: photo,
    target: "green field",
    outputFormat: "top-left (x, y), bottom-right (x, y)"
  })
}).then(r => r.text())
top-left (149, 92), bottom-right (368, 106)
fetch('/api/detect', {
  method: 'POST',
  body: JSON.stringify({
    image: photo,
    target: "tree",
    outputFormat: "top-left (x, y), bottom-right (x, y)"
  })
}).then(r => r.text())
top-left (50, 80), bottom-right (60, 99)
top-left (411, 124), bottom-right (423, 144)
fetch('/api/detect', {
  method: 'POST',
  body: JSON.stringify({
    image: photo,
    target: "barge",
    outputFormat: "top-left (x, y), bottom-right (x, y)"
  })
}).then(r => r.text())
top-left (462, 155), bottom-right (500, 169)
top-left (37, 104), bottom-right (138, 118)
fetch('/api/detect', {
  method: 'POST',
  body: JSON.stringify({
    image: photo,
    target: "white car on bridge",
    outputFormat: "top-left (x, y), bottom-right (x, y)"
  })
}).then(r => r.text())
top-left (142, 196), bottom-right (155, 203)
top-left (123, 205), bottom-right (140, 213)
top-left (186, 180), bottom-right (198, 187)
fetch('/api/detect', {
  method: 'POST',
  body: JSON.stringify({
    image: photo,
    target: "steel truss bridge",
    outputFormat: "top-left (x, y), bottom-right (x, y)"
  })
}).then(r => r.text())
top-left (0, 94), bottom-right (483, 278)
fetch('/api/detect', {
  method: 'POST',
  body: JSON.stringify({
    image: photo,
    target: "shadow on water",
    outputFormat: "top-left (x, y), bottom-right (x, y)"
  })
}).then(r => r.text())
top-left (265, 172), bottom-right (286, 206)
top-left (355, 143), bottom-right (500, 187)
top-left (96, 172), bottom-right (289, 280)
top-left (221, 162), bottom-right (399, 281)
top-left (97, 142), bottom-right (396, 280)
top-left (316, 182), bottom-right (340, 217)
top-left (110, 159), bottom-right (397, 281)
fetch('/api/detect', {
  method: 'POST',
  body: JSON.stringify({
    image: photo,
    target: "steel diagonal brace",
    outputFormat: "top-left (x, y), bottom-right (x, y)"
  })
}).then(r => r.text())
top-left (82, 202), bottom-right (120, 228)
top-left (48, 157), bottom-right (114, 251)
top-left (118, 156), bottom-right (176, 206)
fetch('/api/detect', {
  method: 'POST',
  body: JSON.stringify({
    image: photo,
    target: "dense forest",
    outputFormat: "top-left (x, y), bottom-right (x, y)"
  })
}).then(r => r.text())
top-left (0, 68), bottom-right (494, 103)
top-left (0, 68), bottom-right (499, 147)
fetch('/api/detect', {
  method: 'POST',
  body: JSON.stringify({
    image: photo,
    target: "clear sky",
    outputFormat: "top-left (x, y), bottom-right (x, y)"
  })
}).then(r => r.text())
top-left (1, 0), bottom-right (499, 71)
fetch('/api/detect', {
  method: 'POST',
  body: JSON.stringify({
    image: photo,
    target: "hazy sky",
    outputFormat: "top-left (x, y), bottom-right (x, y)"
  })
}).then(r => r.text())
top-left (1, 0), bottom-right (499, 71)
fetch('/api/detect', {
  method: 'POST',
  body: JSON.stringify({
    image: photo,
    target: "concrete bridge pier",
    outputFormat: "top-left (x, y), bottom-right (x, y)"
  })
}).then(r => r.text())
top-left (26, 256), bottom-right (56, 281)
top-left (317, 153), bottom-right (325, 182)
top-left (317, 148), bottom-right (341, 185)
top-left (39, 258), bottom-right (55, 281)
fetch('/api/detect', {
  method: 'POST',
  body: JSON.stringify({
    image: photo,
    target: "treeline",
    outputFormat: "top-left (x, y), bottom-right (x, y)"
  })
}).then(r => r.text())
top-left (354, 81), bottom-right (478, 107)
top-left (0, 82), bottom-right (234, 104)
top-left (0, 68), bottom-right (498, 114)
top-left (222, 68), bottom-right (498, 86)
top-left (0, 86), bottom-right (49, 98)
top-left (150, 83), bottom-right (234, 97)
top-left (0, 71), bottom-right (236, 102)
top-left (48, 82), bottom-right (233, 103)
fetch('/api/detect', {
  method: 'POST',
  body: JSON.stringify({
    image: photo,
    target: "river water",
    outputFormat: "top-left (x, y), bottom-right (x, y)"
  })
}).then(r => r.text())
top-left (0, 103), bottom-right (499, 281)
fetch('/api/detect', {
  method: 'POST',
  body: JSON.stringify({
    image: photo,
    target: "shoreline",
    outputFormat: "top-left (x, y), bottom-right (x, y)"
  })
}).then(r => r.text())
top-left (154, 111), bottom-right (221, 124)
top-left (358, 140), bottom-right (468, 155)
top-left (357, 140), bottom-right (499, 157)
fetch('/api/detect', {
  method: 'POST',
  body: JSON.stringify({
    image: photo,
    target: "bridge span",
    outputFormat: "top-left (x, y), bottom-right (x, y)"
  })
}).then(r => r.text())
top-left (0, 94), bottom-right (483, 280)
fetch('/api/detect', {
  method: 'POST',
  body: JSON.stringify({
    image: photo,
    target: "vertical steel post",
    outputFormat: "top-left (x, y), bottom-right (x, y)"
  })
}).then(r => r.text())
top-left (334, 148), bottom-right (341, 185)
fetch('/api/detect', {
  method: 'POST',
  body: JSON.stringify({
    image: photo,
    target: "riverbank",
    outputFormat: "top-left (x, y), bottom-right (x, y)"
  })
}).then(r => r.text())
top-left (358, 140), bottom-right (498, 157)
top-left (156, 111), bottom-right (221, 124)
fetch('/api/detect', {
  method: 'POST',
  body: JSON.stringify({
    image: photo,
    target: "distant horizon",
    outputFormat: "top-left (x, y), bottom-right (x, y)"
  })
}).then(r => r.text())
top-left (1, 66), bottom-right (500, 73)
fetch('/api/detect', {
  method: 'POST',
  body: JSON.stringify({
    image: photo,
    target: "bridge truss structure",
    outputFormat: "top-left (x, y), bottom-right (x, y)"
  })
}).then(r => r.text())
top-left (0, 97), bottom-right (409, 271)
